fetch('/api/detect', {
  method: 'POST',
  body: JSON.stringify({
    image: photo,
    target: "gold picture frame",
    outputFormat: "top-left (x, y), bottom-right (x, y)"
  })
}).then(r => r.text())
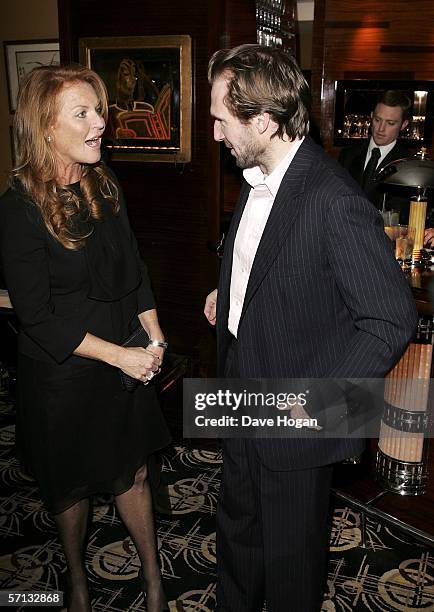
top-left (79, 35), bottom-right (192, 163)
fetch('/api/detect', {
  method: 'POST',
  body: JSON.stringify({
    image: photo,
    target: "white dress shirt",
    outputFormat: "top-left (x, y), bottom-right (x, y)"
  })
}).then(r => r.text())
top-left (364, 137), bottom-right (397, 170)
top-left (228, 138), bottom-right (304, 337)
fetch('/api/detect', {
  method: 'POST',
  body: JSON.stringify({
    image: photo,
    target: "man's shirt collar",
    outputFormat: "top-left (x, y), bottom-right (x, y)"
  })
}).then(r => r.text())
top-left (243, 137), bottom-right (304, 197)
top-left (368, 137), bottom-right (397, 162)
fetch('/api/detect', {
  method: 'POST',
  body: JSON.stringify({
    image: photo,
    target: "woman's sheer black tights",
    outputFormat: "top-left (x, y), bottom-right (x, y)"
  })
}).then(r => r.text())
top-left (115, 463), bottom-right (166, 612)
top-left (53, 498), bottom-right (92, 612)
top-left (53, 464), bottom-right (164, 611)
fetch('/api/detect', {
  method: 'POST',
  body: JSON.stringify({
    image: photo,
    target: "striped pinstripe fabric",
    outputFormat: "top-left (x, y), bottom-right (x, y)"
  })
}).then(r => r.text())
top-left (215, 136), bottom-right (418, 611)
top-left (216, 136), bottom-right (418, 470)
top-left (217, 439), bottom-right (333, 611)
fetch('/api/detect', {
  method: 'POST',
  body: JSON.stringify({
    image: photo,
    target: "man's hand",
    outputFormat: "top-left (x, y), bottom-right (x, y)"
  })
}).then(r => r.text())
top-left (204, 289), bottom-right (218, 325)
top-left (281, 401), bottom-right (322, 431)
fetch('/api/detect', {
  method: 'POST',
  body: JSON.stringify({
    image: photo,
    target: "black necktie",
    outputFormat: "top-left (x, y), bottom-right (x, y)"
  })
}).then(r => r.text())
top-left (362, 147), bottom-right (381, 191)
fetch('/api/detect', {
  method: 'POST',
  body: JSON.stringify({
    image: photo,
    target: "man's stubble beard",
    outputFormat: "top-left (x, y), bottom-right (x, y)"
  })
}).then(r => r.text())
top-left (234, 139), bottom-right (267, 170)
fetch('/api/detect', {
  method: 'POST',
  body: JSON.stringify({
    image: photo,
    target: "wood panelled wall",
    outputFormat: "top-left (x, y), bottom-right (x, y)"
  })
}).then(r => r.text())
top-left (57, 0), bottom-right (255, 368)
top-left (311, 0), bottom-right (434, 156)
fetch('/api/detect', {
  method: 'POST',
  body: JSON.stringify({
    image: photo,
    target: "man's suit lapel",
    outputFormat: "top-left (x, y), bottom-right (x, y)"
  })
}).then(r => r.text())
top-left (377, 142), bottom-right (407, 173)
top-left (238, 138), bottom-right (312, 329)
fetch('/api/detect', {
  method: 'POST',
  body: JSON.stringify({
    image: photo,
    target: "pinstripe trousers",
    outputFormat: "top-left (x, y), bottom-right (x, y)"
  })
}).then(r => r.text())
top-left (216, 438), bottom-right (333, 611)
top-left (216, 339), bottom-right (334, 610)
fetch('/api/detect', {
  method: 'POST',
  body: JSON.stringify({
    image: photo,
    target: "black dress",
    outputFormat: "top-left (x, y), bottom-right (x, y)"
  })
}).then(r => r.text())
top-left (0, 176), bottom-right (171, 514)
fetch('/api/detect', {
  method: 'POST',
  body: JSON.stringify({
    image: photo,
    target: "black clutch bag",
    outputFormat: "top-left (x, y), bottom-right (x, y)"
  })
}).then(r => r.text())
top-left (119, 326), bottom-right (150, 392)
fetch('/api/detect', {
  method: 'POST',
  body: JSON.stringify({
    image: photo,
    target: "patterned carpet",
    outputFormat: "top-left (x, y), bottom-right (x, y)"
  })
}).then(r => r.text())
top-left (1, 389), bottom-right (434, 611)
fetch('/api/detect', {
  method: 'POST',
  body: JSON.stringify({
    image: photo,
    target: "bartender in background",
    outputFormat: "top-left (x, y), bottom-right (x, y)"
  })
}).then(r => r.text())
top-left (339, 90), bottom-right (412, 222)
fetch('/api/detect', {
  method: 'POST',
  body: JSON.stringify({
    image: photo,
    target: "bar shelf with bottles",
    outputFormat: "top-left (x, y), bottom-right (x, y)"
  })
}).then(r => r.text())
top-left (255, 0), bottom-right (296, 55)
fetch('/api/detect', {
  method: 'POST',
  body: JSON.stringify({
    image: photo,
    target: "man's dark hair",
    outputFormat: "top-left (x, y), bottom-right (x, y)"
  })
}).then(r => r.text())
top-left (208, 44), bottom-right (310, 140)
top-left (376, 90), bottom-right (412, 122)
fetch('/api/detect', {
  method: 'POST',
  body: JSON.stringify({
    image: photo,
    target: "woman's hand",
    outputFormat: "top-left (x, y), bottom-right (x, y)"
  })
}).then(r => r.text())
top-left (145, 345), bottom-right (166, 380)
top-left (145, 345), bottom-right (165, 363)
top-left (137, 309), bottom-right (166, 373)
top-left (116, 346), bottom-right (161, 384)
top-left (73, 308), bottom-right (167, 384)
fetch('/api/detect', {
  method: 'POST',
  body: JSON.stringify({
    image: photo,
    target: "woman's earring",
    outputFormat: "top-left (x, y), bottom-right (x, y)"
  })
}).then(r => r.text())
top-left (47, 136), bottom-right (52, 142)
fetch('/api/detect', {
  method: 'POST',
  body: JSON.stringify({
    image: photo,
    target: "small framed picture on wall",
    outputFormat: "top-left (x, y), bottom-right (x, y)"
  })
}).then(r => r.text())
top-left (4, 39), bottom-right (60, 112)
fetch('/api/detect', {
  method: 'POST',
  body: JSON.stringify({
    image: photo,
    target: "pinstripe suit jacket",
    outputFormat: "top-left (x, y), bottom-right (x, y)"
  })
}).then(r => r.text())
top-left (216, 136), bottom-right (418, 470)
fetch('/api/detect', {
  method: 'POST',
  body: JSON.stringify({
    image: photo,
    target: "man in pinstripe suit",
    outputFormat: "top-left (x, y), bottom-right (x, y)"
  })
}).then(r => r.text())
top-left (204, 44), bottom-right (417, 611)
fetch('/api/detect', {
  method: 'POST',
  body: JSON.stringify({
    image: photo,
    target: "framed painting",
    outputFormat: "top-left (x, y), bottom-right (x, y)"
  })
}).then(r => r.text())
top-left (79, 35), bottom-right (192, 163)
top-left (4, 40), bottom-right (60, 112)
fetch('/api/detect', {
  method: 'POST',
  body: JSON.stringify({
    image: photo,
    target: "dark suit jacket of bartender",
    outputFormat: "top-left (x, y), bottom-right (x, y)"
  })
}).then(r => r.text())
top-left (339, 139), bottom-right (411, 222)
top-left (216, 136), bottom-right (418, 471)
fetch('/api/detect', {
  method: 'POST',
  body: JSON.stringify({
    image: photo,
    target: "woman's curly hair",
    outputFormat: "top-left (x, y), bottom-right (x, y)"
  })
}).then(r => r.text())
top-left (12, 64), bottom-right (119, 249)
